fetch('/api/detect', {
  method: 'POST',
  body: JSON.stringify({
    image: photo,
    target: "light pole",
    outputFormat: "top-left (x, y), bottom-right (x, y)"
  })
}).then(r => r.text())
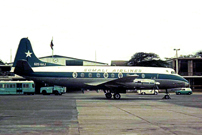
top-left (174, 49), bottom-right (180, 74)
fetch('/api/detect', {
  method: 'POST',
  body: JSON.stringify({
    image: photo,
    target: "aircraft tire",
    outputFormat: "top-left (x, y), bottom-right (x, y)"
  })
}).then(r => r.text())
top-left (113, 93), bottom-right (121, 100)
top-left (42, 90), bottom-right (47, 95)
top-left (165, 95), bottom-right (171, 99)
top-left (105, 93), bottom-right (112, 99)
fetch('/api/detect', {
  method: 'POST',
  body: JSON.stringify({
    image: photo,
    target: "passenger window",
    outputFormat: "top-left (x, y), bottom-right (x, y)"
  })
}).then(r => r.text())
top-left (88, 73), bottom-right (92, 78)
top-left (171, 71), bottom-right (175, 74)
top-left (103, 73), bottom-right (108, 78)
top-left (5, 84), bottom-right (9, 88)
top-left (17, 83), bottom-right (22, 88)
top-left (96, 73), bottom-right (100, 78)
top-left (118, 73), bottom-right (123, 78)
top-left (72, 72), bottom-right (78, 78)
top-left (23, 84), bottom-right (29, 88)
top-left (10, 84), bottom-right (15, 88)
top-left (80, 73), bottom-right (85, 78)
top-left (0, 84), bottom-right (2, 88)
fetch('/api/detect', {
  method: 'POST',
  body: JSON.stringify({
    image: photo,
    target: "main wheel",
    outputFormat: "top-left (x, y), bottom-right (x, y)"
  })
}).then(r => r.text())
top-left (113, 93), bottom-right (121, 100)
top-left (105, 93), bottom-right (112, 99)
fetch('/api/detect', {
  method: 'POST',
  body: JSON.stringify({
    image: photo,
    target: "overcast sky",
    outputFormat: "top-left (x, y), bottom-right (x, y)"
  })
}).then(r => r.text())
top-left (0, 0), bottom-right (202, 64)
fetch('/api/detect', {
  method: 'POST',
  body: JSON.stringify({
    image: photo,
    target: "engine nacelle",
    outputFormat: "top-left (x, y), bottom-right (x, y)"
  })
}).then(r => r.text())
top-left (132, 79), bottom-right (160, 89)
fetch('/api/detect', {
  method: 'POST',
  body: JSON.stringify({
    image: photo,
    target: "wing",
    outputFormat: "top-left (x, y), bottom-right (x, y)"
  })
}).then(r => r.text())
top-left (85, 74), bottom-right (139, 88)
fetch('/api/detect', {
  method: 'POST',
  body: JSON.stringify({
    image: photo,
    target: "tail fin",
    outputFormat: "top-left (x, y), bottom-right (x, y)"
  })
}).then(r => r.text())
top-left (13, 38), bottom-right (59, 68)
top-left (14, 60), bottom-right (33, 76)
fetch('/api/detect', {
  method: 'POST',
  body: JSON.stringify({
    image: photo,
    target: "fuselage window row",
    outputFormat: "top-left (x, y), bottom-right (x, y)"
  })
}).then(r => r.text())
top-left (72, 72), bottom-right (159, 79)
top-left (73, 72), bottom-right (127, 78)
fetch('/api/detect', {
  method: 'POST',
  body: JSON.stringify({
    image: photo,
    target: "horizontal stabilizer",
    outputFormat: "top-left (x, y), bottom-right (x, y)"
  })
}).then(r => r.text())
top-left (14, 60), bottom-right (33, 76)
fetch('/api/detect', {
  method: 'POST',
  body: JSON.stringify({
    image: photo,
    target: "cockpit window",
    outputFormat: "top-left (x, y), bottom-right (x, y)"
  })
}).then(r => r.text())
top-left (171, 71), bottom-right (175, 74)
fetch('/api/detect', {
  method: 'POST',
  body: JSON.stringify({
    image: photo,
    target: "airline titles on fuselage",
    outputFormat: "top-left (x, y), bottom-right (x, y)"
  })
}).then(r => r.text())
top-left (84, 68), bottom-right (142, 73)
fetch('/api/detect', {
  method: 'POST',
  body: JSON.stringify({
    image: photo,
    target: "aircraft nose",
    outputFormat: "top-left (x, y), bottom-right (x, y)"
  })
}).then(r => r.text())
top-left (185, 82), bottom-right (190, 87)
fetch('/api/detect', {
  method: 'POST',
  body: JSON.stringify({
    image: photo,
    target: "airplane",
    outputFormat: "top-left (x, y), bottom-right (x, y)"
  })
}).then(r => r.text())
top-left (13, 38), bottom-right (190, 99)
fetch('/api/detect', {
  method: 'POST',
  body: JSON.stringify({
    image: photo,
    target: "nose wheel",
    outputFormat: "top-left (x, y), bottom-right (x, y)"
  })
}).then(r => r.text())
top-left (162, 94), bottom-right (171, 99)
top-left (162, 89), bottom-right (171, 99)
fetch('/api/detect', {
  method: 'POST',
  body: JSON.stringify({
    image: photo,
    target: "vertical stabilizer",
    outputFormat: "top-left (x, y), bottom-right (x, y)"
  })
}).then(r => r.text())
top-left (13, 38), bottom-right (59, 67)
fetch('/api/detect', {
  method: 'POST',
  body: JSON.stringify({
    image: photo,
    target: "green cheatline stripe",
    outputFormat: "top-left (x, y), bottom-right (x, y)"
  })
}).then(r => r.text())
top-left (28, 72), bottom-right (188, 82)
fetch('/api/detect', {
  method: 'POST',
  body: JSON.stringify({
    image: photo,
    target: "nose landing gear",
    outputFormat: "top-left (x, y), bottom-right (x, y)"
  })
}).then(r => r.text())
top-left (162, 89), bottom-right (171, 99)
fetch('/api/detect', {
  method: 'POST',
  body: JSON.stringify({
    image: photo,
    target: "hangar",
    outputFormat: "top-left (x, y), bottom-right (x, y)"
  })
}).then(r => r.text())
top-left (39, 55), bottom-right (108, 66)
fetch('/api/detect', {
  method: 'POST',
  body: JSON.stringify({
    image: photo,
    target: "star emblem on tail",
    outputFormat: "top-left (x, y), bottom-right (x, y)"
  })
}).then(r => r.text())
top-left (25, 50), bottom-right (32, 57)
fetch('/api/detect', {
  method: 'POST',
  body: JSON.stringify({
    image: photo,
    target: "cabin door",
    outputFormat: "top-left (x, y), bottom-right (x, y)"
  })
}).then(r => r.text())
top-left (16, 83), bottom-right (23, 93)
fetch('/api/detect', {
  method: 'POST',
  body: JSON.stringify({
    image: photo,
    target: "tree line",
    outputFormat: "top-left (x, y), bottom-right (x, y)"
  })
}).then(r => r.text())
top-left (127, 50), bottom-right (202, 67)
top-left (127, 52), bottom-right (168, 67)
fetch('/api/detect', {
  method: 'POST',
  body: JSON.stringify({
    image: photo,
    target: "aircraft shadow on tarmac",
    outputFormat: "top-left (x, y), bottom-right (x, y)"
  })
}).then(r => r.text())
top-left (76, 93), bottom-right (202, 108)
top-left (77, 95), bottom-right (163, 101)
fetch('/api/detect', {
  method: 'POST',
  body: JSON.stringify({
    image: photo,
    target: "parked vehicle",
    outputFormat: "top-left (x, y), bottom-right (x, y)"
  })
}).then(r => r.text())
top-left (176, 88), bottom-right (192, 95)
top-left (137, 90), bottom-right (159, 95)
top-left (0, 81), bottom-right (35, 95)
top-left (40, 86), bottom-right (66, 95)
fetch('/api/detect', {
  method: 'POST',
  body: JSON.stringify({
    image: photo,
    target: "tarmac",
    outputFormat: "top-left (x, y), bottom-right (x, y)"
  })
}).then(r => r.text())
top-left (0, 91), bottom-right (202, 135)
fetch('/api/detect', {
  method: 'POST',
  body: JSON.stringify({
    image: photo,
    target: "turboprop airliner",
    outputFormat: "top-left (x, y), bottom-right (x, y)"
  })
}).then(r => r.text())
top-left (13, 38), bottom-right (190, 99)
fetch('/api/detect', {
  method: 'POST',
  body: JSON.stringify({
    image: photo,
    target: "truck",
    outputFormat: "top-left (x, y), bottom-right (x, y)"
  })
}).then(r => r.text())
top-left (40, 86), bottom-right (66, 95)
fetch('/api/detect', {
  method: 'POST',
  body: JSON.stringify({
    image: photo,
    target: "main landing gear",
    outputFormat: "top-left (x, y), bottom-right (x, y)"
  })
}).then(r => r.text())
top-left (105, 92), bottom-right (121, 100)
top-left (162, 89), bottom-right (171, 99)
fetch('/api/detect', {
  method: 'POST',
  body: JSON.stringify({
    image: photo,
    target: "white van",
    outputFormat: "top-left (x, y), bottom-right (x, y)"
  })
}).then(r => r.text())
top-left (137, 90), bottom-right (159, 95)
